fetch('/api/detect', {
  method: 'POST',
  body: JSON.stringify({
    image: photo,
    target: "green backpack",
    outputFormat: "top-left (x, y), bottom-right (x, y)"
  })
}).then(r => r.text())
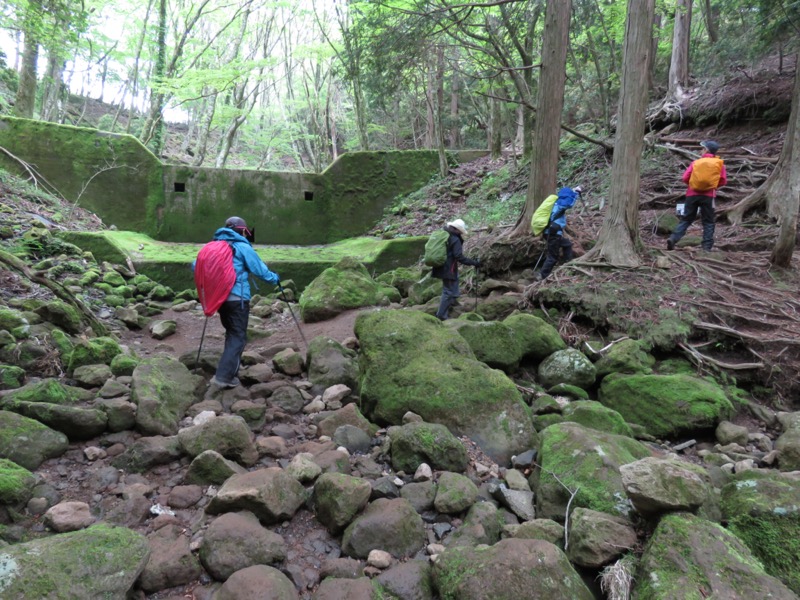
top-left (530, 194), bottom-right (559, 236)
top-left (424, 229), bottom-right (450, 267)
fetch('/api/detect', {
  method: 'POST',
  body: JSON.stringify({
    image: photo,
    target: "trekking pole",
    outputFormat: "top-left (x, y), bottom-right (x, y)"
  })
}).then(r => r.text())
top-left (474, 266), bottom-right (479, 312)
top-left (533, 248), bottom-right (546, 272)
top-left (194, 317), bottom-right (209, 374)
top-left (279, 283), bottom-right (309, 351)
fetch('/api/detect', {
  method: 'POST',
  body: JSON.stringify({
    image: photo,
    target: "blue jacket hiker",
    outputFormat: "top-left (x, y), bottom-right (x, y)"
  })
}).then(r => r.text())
top-left (196, 216), bottom-right (280, 389)
top-left (431, 218), bottom-right (481, 320)
top-left (537, 186), bottom-right (581, 281)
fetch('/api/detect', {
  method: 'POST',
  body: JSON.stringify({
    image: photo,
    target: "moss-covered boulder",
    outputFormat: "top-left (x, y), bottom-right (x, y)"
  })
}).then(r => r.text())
top-left (307, 336), bottom-right (359, 392)
top-left (0, 458), bottom-right (36, 505)
top-left (110, 353), bottom-right (139, 376)
top-left (434, 472), bottom-right (478, 514)
top-left (407, 274), bottom-right (442, 306)
top-left (387, 421), bottom-right (468, 473)
top-left (599, 374), bottom-right (734, 438)
top-left (299, 257), bottom-right (400, 323)
top-left (447, 320), bottom-right (523, 371)
top-left (214, 564), bottom-right (298, 600)
top-left (0, 364), bottom-right (25, 389)
top-left (720, 470), bottom-right (800, 594)
top-left (341, 497), bottom-right (425, 559)
top-left (4, 378), bottom-right (90, 405)
top-left (131, 356), bottom-right (204, 435)
top-left (503, 313), bottom-right (566, 362)
top-left (0, 307), bottom-right (29, 337)
top-left (185, 450), bottom-right (247, 485)
top-left (67, 336), bottom-right (122, 374)
top-left (632, 512), bottom-right (796, 599)
top-left (2, 400), bottom-right (107, 440)
top-left (593, 339), bottom-right (655, 379)
top-left (561, 400), bottom-right (634, 437)
top-left (538, 348), bottom-right (596, 390)
top-left (567, 507), bottom-right (638, 568)
top-left (533, 422), bottom-right (651, 520)
top-left (312, 472), bottom-right (372, 534)
top-left (355, 310), bottom-right (536, 464)
top-left (376, 266), bottom-right (425, 298)
top-left (177, 415), bottom-right (258, 467)
top-left (620, 457), bottom-right (711, 517)
top-left (0, 410), bottom-right (69, 469)
top-left (432, 538), bottom-right (594, 600)
top-left (34, 300), bottom-right (83, 334)
top-left (0, 523), bottom-right (150, 599)
top-left (316, 403), bottom-right (377, 438)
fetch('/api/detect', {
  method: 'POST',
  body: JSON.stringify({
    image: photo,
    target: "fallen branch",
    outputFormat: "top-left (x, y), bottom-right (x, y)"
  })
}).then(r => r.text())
top-left (0, 249), bottom-right (108, 336)
top-left (678, 342), bottom-right (764, 371)
top-left (695, 321), bottom-right (800, 345)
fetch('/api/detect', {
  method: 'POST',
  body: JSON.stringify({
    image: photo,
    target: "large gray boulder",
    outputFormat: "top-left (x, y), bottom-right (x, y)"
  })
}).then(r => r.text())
top-left (138, 523), bottom-right (203, 593)
top-left (206, 467), bottom-right (308, 524)
top-left (533, 422), bottom-right (651, 520)
top-left (387, 421), bottom-right (468, 473)
top-left (185, 449), bottom-right (247, 485)
top-left (214, 565), bottom-right (298, 600)
top-left (620, 457), bottom-right (711, 516)
top-left (433, 472), bottom-right (478, 514)
top-left (633, 512), bottom-right (796, 599)
top-left (0, 410), bottom-right (68, 469)
top-left (537, 348), bottom-right (596, 390)
top-left (177, 415), bottom-right (258, 466)
top-left (313, 472), bottom-right (372, 534)
top-left (599, 373), bottom-right (733, 438)
top-left (111, 435), bottom-right (182, 473)
top-left (0, 524), bottom-right (149, 599)
top-left (1, 400), bottom-right (107, 440)
top-left (432, 538), bottom-right (594, 600)
top-left (131, 356), bottom-right (204, 435)
top-left (376, 560), bottom-right (433, 600)
top-left (307, 336), bottom-right (359, 392)
top-left (355, 310), bottom-right (536, 464)
top-left (720, 470), bottom-right (800, 594)
top-left (341, 498), bottom-right (425, 559)
top-left (199, 511), bottom-right (287, 581)
top-left (566, 507), bottom-right (637, 568)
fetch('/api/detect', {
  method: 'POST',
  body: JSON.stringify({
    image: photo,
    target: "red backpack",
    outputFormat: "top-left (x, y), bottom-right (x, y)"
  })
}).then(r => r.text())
top-left (194, 241), bottom-right (237, 317)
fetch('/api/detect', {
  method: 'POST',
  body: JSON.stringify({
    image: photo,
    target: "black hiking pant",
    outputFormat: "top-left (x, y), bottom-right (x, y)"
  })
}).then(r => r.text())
top-left (669, 195), bottom-right (715, 250)
top-left (540, 233), bottom-right (573, 279)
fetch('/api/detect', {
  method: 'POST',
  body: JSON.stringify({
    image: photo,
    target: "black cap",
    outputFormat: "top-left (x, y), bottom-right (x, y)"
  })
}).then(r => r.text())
top-left (700, 140), bottom-right (719, 154)
top-left (225, 216), bottom-right (247, 229)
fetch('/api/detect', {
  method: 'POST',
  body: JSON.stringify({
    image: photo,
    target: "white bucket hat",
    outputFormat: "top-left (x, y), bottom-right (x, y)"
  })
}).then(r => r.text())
top-left (447, 218), bottom-right (467, 235)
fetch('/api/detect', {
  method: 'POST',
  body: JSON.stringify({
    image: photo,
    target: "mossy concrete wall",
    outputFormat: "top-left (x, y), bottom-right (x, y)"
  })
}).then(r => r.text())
top-left (0, 117), bottom-right (162, 237)
top-left (162, 151), bottom-right (450, 244)
top-left (0, 116), bottom-right (487, 244)
top-left (60, 230), bottom-right (427, 292)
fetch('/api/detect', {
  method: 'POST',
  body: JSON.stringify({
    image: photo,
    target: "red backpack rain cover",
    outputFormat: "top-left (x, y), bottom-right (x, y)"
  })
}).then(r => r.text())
top-left (194, 241), bottom-right (236, 316)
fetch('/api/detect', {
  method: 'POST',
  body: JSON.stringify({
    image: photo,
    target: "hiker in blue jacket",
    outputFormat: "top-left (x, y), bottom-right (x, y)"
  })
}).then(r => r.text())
top-left (432, 218), bottom-right (481, 321)
top-left (537, 186), bottom-right (581, 281)
top-left (207, 216), bottom-right (280, 388)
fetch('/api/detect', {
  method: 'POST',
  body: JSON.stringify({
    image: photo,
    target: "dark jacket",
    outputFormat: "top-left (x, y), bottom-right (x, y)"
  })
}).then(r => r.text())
top-left (431, 226), bottom-right (479, 281)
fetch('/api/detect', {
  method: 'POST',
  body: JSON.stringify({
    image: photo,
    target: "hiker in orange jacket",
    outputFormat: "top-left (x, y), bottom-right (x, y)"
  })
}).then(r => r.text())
top-left (667, 140), bottom-right (727, 252)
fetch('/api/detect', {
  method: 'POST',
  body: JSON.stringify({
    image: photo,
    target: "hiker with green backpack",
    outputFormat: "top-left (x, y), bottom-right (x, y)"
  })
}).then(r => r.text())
top-left (532, 186), bottom-right (582, 281)
top-left (426, 218), bottom-right (481, 321)
top-left (667, 140), bottom-right (727, 252)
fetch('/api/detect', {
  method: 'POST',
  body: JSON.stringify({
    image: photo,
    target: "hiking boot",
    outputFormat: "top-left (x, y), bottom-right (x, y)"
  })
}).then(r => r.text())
top-left (211, 376), bottom-right (241, 389)
top-left (666, 239), bottom-right (675, 251)
top-left (534, 272), bottom-right (544, 282)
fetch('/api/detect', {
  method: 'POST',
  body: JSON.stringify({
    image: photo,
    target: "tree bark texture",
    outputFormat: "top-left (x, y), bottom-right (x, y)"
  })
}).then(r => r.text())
top-left (510, 0), bottom-right (572, 237)
top-left (769, 63), bottom-right (800, 266)
top-left (582, 0), bottom-right (656, 267)
top-left (668, 0), bottom-right (692, 101)
top-left (701, 0), bottom-right (718, 44)
top-left (14, 0), bottom-right (42, 119)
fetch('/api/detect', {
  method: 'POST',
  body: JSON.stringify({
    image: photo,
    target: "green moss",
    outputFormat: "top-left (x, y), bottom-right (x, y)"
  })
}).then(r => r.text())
top-left (0, 458), bottom-right (35, 504)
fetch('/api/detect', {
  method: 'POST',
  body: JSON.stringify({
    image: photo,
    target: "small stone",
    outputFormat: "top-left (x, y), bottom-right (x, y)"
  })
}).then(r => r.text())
top-left (474, 462), bottom-right (490, 476)
top-left (303, 398), bottom-right (325, 414)
top-left (84, 446), bottom-right (107, 461)
top-left (427, 543), bottom-right (445, 555)
top-left (367, 549), bottom-right (392, 569)
top-left (193, 411), bottom-right (217, 426)
top-left (402, 411), bottom-right (424, 424)
top-left (414, 463), bottom-right (433, 482)
top-left (734, 459), bottom-right (756, 473)
top-left (392, 477), bottom-right (405, 487)
top-left (322, 384), bottom-right (351, 406)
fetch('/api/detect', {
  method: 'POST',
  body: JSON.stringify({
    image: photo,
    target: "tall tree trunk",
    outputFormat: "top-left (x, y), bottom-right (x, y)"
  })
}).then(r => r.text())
top-left (14, 0), bottom-right (42, 119)
top-left (510, 0), bottom-right (572, 237)
top-left (490, 91), bottom-right (503, 159)
top-left (668, 0), bottom-right (692, 101)
top-left (701, 0), bottom-right (718, 44)
top-left (769, 63), bottom-right (800, 266)
top-left (142, 0), bottom-right (168, 154)
top-left (41, 49), bottom-right (66, 122)
top-left (127, 0), bottom-right (155, 134)
top-left (650, 13), bottom-right (662, 90)
top-left (435, 47), bottom-right (448, 177)
top-left (449, 66), bottom-right (460, 148)
top-left (581, 0), bottom-right (656, 267)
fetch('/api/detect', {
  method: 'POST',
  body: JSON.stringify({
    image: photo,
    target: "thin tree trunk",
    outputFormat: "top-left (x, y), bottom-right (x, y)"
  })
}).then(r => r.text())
top-left (127, 0), bottom-right (154, 134)
top-left (14, 1), bottom-right (41, 119)
top-left (490, 90), bottom-right (503, 159)
top-left (41, 50), bottom-right (66, 122)
top-left (650, 14), bottom-right (662, 89)
top-left (510, 0), bottom-right (572, 237)
top-left (701, 0), bottom-right (718, 44)
top-left (586, 29), bottom-right (610, 129)
top-left (142, 0), bottom-right (168, 153)
top-left (668, 0), bottom-right (692, 101)
top-left (450, 65), bottom-right (460, 148)
top-left (581, 0), bottom-right (656, 267)
top-left (435, 47), bottom-right (448, 177)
